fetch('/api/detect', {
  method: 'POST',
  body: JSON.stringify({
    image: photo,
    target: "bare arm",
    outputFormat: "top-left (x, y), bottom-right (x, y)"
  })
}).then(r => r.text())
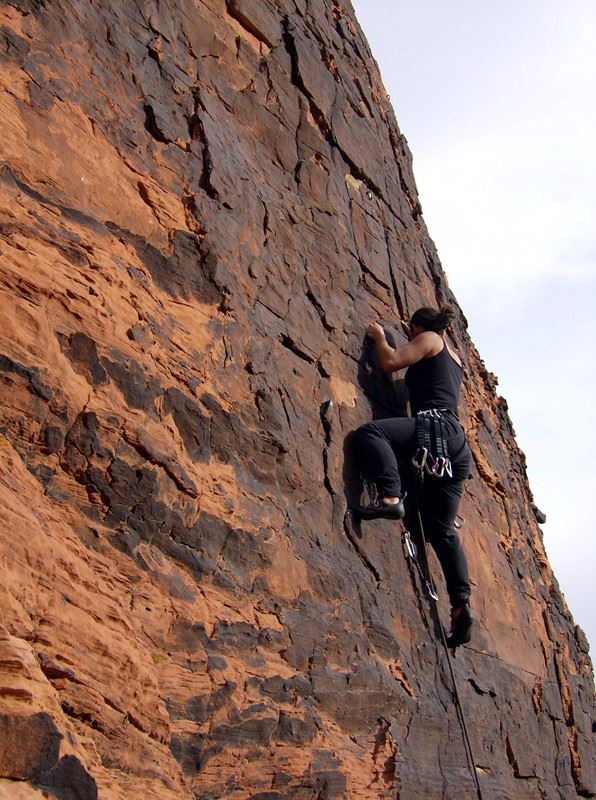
top-left (366, 323), bottom-right (438, 372)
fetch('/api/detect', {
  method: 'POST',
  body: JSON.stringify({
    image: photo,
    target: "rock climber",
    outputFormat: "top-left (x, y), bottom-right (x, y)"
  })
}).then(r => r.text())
top-left (353, 304), bottom-right (473, 648)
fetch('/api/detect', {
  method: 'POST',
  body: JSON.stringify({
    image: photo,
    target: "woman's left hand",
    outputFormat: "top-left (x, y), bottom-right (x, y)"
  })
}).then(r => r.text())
top-left (366, 322), bottom-right (385, 341)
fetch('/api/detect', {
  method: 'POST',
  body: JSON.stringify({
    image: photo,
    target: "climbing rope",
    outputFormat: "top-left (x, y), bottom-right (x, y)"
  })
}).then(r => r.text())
top-left (405, 480), bottom-right (484, 800)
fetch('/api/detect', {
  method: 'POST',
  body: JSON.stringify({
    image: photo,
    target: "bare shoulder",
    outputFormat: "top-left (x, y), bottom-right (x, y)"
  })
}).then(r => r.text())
top-left (420, 331), bottom-right (444, 357)
top-left (444, 339), bottom-right (463, 368)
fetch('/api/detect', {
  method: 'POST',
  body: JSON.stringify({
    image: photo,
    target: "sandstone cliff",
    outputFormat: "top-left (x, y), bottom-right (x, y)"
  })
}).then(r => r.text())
top-left (0, 1), bottom-right (594, 798)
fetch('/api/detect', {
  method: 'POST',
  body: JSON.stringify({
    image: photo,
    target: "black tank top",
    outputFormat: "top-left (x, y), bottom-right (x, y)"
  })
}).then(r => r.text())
top-left (405, 345), bottom-right (463, 416)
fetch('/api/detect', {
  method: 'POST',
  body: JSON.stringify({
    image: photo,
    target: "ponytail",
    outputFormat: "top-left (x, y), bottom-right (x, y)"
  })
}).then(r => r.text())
top-left (410, 303), bottom-right (455, 333)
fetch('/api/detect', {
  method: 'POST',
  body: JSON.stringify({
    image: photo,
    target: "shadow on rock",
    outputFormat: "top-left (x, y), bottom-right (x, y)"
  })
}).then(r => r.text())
top-left (357, 329), bottom-right (409, 420)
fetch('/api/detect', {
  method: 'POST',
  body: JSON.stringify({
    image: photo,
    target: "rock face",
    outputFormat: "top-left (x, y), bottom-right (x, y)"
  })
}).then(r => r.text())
top-left (0, 1), bottom-right (593, 798)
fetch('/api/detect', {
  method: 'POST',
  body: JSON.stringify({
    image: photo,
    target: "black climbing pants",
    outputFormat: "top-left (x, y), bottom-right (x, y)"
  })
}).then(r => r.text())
top-left (353, 414), bottom-right (472, 606)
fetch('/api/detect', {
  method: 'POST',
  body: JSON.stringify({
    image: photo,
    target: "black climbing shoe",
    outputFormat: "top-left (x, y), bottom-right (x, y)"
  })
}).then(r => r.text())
top-left (355, 498), bottom-right (405, 521)
top-left (446, 602), bottom-right (473, 648)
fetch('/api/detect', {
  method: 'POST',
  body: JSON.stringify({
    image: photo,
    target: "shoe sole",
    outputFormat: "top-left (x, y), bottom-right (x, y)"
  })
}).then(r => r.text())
top-left (353, 504), bottom-right (405, 521)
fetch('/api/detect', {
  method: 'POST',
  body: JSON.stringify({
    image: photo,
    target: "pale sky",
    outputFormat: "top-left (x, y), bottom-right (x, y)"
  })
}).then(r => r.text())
top-left (351, 0), bottom-right (596, 654)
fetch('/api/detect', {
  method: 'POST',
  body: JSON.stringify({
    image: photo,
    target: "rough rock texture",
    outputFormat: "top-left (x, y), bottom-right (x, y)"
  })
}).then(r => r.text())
top-left (0, 1), bottom-right (594, 798)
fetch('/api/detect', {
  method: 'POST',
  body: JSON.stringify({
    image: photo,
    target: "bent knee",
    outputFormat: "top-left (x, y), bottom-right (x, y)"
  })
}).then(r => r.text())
top-left (354, 421), bottom-right (383, 442)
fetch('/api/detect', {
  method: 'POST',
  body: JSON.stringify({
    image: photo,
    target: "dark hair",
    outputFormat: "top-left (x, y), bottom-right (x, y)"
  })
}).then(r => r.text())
top-left (410, 304), bottom-right (455, 333)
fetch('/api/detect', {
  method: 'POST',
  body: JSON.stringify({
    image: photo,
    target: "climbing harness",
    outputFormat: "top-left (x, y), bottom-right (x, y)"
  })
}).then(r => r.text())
top-left (411, 409), bottom-right (453, 478)
top-left (407, 475), bottom-right (484, 800)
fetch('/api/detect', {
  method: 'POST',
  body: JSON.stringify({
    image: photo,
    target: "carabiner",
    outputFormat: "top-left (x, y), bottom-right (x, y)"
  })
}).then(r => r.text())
top-left (403, 529), bottom-right (417, 559)
top-left (433, 456), bottom-right (446, 478)
top-left (425, 580), bottom-right (439, 602)
top-left (412, 447), bottom-right (428, 473)
top-left (425, 454), bottom-right (438, 476)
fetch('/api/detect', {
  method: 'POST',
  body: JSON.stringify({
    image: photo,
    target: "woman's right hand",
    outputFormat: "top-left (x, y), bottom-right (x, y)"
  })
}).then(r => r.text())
top-left (366, 322), bottom-right (385, 341)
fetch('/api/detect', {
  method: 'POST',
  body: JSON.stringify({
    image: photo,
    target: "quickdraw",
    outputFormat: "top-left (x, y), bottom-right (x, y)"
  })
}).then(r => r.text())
top-left (402, 529), bottom-right (438, 601)
top-left (411, 408), bottom-right (453, 478)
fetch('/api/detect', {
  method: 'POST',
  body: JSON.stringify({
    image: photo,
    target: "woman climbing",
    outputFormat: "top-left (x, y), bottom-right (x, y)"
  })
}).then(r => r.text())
top-left (353, 304), bottom-right (474, 648)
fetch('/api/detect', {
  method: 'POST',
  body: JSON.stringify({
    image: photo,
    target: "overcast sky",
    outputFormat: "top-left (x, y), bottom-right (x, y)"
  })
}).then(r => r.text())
top-left (351, 0), bottom-right (596, 654)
